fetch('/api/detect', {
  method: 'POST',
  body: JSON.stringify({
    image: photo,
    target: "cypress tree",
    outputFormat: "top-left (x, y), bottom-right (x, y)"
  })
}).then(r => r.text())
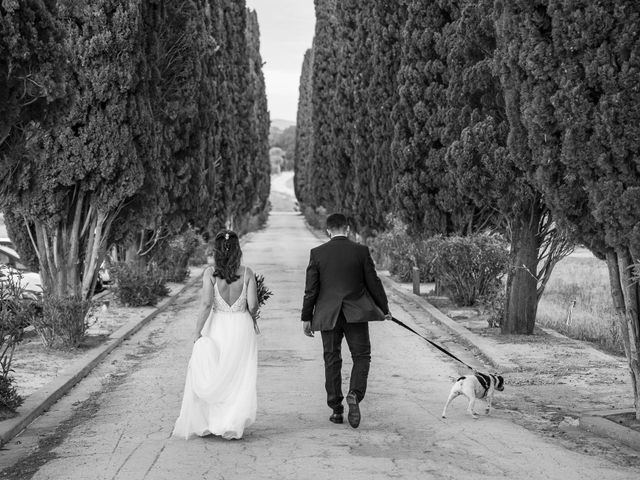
top-left (0, 0), bottom-right (64, 151)
top-left (491, 0), bottom-right (574, 334)
top-left (112, 0), bottom-right (215, 258)
top-left (0, 0), bottom-right (152, 298)
top-left (328, 0), bottom-right (361, 214)
top-left (308, 0), bottom-right (340, 211)
top-left (353, 0), bottom-right (407, 234)
top-left (391, 0), bottom-right (459, 236)
top-left (294, 48), bottom-right (314, 206)
top-left (498, 0), bottom-right (640, 416)
top-left (245, 8), bottom-right (271, 220)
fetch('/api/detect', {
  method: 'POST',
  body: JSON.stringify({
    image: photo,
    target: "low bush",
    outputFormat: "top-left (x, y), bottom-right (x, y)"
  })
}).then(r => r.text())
top-left (32, 295), bottom-right (92, 349)
top-left (427, 234), bottom-right (509, 306)
top-left (0, 375), bottom-right (22, 417)
top-left (478, 286), bottom-right (506, 328)
top-left (234, 207), bottom-right (271, 237)
top-left (150, 229), bottom-right (202, 283)
top-left (112, 263), bottom-right (169, 307)
top-left (188, 243), bottom-right (209, 266)
top-left (0, 269), bottom-right (37, 415)
top-left (369, 218), bottom-right (434, 282)
top-left (302, 205), bottom-right (328, 231)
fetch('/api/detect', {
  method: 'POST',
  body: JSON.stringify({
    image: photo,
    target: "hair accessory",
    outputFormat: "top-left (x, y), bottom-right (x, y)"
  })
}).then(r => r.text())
top-left (225, 233), bottom-right (229, 240)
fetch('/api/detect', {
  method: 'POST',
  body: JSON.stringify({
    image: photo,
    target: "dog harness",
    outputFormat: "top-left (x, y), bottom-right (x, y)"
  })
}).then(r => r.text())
top-left (458, 372), bottom-right (492, 399)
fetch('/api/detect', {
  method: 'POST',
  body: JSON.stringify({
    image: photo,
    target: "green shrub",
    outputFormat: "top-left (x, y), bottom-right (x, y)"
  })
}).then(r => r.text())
top-left (188, 243), bottom-right (209, 266)
top-left (0, 375), bottom-right (23, 417)
top-left (302, 205), bottom-right (328, 231)
top-left (427, 234), bottom-right (509, 306)
top-left (112, 263), bottom-right (169, 307)
top-left (234, 207), bottom-right (271, 237)
top-left (479, 286), bottom-right (506, 327)
top-left (32, 295), bottom-right (92, 349)
top-left (0, 268), bottom-right (38, 414)
top-left (369, 218), bottom-right (434, 282)
top-left (150, 229), bottom-right (202, 283)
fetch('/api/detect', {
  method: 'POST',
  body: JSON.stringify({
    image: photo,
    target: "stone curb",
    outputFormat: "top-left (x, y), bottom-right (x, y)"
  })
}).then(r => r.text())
top-left (0, 272), bottom-right (202, 446)
top-left (380, 275), bottom-right (519, 373)
top-left (579, 409), bottom-right (640, 451)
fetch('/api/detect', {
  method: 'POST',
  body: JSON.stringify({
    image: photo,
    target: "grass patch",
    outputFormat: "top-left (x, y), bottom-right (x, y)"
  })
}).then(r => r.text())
top-left (537, 252), bottom-right (623, 355)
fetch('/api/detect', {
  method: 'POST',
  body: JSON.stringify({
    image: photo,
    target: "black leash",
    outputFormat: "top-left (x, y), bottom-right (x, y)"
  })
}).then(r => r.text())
top-left (390, 316), bottom-right (478, 372)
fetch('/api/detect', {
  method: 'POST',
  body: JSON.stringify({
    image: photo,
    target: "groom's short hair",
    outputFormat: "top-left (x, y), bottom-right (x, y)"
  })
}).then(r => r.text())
top-left (326, 213), bottom-right (348, 231)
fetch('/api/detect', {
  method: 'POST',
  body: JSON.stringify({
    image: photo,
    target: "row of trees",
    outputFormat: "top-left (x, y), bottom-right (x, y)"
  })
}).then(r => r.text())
top-left (0, 0), bottom-right (270, 300)
top-left (295, 0), bottom-right (640, 416)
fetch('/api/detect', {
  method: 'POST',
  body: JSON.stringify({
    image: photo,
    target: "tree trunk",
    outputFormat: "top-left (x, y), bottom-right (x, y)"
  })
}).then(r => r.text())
top-left (27, 192), bottom-right (112, 301)
top-left (502, 199), bottom-right (542, 334)
top-left (606, 249), bottom-right (640, 419)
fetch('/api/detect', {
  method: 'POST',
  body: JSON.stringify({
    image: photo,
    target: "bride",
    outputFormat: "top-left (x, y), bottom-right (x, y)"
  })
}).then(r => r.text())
top-left (173, 230), bottom-right (259, 440)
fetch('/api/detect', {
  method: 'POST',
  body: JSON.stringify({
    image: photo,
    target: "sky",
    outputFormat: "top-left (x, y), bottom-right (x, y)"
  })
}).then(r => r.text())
top-left (245, 0), bottom-right (316, 123)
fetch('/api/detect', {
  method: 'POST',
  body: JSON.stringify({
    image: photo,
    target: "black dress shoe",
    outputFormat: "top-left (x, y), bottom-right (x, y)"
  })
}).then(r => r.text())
top-left (346, 392), bottom-right (360, 428)
top-left (329, 413), bottom-right (343, 424)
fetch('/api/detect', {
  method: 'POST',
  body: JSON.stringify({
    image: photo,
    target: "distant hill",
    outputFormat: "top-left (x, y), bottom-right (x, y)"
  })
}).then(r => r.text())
top-left (270, 119), bottom-right (295, 131)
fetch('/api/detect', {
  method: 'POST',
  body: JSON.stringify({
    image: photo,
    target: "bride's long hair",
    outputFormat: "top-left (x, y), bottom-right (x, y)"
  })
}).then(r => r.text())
top-left (212, 230), bottom-right (242, 284)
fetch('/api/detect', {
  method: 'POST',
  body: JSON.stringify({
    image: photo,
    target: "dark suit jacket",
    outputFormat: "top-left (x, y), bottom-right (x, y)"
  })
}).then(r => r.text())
top-left (301, 236), bottom-right (389, 331)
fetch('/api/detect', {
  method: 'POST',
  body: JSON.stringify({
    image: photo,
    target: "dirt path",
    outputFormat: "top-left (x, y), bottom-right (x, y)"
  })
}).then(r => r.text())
top-left (0, 207), bottom-right (638, 479)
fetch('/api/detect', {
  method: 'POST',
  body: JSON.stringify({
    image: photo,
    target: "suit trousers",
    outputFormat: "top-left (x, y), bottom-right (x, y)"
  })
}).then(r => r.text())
top-left (320, 312), bottom-right (371, 413)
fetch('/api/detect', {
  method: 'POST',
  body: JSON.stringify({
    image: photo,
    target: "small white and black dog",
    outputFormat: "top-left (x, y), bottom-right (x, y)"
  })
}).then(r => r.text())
top-left (441, 372), bottom-right (504, 419)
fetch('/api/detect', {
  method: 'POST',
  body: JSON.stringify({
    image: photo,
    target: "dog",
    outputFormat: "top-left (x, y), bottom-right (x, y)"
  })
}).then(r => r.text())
top-left (441, 372), bottom-right (504, 419)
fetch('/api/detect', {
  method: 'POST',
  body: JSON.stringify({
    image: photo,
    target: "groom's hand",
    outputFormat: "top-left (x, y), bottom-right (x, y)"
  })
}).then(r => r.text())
top-left (303, 321), bottom-right (314, 337)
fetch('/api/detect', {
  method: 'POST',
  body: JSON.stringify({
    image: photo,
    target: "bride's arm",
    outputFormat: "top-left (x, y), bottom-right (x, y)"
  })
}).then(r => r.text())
top-left (246, 267), bottom-right (259, 317)
top-left (194, 267), bottom-right (215, 342)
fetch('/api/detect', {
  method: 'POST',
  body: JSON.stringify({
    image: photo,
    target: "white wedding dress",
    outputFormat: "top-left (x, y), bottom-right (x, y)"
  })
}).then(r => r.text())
top-left (173, 268), bottom-right (257, 440)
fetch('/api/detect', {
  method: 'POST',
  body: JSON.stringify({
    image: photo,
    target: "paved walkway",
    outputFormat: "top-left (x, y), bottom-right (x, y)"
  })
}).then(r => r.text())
top-left (1, 212), bottom-right (639, 479)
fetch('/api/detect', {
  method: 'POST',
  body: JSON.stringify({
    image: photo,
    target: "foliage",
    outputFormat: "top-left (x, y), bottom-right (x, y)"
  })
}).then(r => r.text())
top-left (369, 218), bottom-right (434, 283)
top-left (149, 229), bottom-right (202, 283)
top-left (294, 48), bottom-right (314, 205)
top-left (32, 295), bottom-right (92, 349)
top-left (0, 268), bottom-right (39, 413)
top-left (479, 287), bottom-right (506, 329)
top-left (111, 263), bottom-right (169, 307)
top-left (0, 375), bottom-right (23, 417)
top-left (495, 0), bottom-right (640, 414)
top-left (3, 211), bottom-right (39, 272)
top-left (244, 8), bottom-right (271, 223)
top-left (306, 0), bottom-right (340, 211)
top-left (351, 0), bottom-right (407, 234)
top-left (188, 243), bottom-right (209, 267)
top-left (1, 1), bottom-right (271, 302)
top-left (270, 126), bottom-right (296, 170)
top-left (252, 273), bottom-right (273, 333)
top-left (302, 205), bottom-right (328, 232)
top-left (1, 0), bottom-right (153, 299)
top-left (391, 0), bottom-right (458, 236)
top-left (0, 0), bottom-right (65, 153)
top-left (428, 234), bottom-right (509, 307)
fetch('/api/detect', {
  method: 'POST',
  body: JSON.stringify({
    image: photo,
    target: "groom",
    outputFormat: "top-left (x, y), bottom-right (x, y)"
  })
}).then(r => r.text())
top-left (301, 213), bottom-right (391, 428)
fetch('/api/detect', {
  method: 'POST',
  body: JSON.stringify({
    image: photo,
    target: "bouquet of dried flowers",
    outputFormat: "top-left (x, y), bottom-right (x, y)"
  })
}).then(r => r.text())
top-left (253, 274), bottom-right (273, 333)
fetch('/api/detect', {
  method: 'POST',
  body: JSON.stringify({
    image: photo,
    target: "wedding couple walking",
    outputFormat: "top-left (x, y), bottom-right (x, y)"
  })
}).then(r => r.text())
top-left (173, 213), bottom-right (391, 440)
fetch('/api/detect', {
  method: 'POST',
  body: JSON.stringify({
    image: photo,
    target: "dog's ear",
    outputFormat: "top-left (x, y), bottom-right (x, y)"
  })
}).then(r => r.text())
top-left (496, 376), bottom-right (504, 389)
